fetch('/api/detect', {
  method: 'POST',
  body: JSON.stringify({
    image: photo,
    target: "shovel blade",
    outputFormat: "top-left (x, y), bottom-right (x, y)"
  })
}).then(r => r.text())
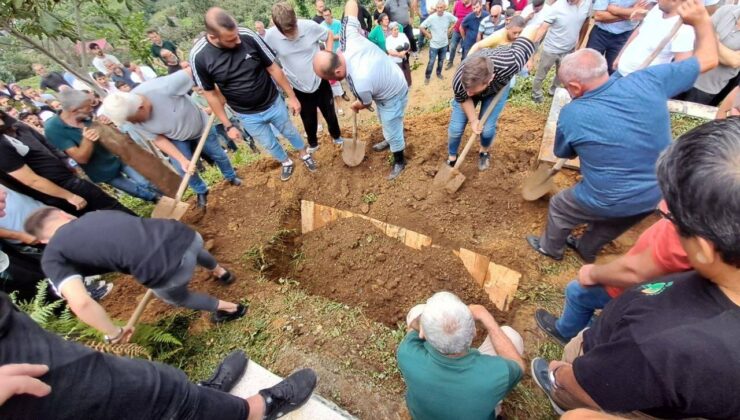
top-left (342, 138), bottom-right (366, 167)
top-left (433, 163), bottom-right (466, 193)
top-left (522, 164), bottom-right (556, 201)
top-left (151, 197), bottom-right (190, 220)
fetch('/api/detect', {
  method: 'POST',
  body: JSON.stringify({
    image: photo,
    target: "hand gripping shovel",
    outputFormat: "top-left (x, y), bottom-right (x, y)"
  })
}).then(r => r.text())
top-left (151, 113), bottom-right (216, 219)
top-left (433, 86), bottom-right (508, 193)
top-left (342, 111), bottom-right (366, 167)
top-left (521, 18), bottom-right (683, 201)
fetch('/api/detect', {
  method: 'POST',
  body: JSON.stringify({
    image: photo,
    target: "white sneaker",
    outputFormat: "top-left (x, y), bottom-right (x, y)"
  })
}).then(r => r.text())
top-left (338, 108), bottom-right (344, 116)
top-left (317, 123), bottom-right (324, 133)
top-left (333, 137), bottom-right (345, 145)
top-left (307, 145), bottom-right (320, 154)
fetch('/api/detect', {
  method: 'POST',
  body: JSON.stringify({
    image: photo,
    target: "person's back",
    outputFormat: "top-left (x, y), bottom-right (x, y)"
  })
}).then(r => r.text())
top-left (542, 0), bottom-right (591, 54)
top-left (398, 331), bottom-right (522, 419)
top-left (555, 59), bottom-right (699, 217)
top-left (574, 271), bottom-right (740, 418)
top-left (42, 210), bottom-right (195, 289)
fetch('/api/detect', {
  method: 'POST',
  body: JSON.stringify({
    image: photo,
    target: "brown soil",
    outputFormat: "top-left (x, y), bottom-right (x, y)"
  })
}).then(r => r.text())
top-left (296, 217), bottom-right (503, 327)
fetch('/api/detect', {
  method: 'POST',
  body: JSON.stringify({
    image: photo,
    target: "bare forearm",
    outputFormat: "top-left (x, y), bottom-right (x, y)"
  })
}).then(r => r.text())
top-left (605, 5), bottom-right (633, 18)
top-left (484, 321), bottom-right (525, 371)
top-left (326, 31), bottom-right (335, 53)
top-left (345, 0), bottom-right (359, 18)
top-left (0, 228), bottom-right (26, 242)
top-left (718, 42), bottom-right (740, 68)
top-left (267, 64), bottom-right (297, 100)
top-left (71, 300), bottom-right (119, 337)
top-left (594, 10), bottom-right (624, 23)
top-left (202, 90), bottom-right (231, 126)
top-left (692, 15), bottom-right (719, 73)
top-left (153, 136), bottom-right (188, 164)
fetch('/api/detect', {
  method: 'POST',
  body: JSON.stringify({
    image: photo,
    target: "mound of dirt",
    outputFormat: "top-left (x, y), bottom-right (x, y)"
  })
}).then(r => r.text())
top-left (296, 217), bottom-right (501, 326)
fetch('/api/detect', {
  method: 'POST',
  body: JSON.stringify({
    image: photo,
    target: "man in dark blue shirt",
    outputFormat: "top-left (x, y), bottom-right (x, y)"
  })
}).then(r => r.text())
top-left (460, 0), bottom-right (489, 58)
top-left (526, 0), bottom-right (718, 263)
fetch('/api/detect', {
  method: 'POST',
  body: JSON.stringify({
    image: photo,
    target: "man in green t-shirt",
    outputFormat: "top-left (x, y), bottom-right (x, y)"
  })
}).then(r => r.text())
top-left (397, 292), bottom-right (525, 420)
top-left (44, 90), bottom-right (161, 202)
top-left (147, 29), bottom-right (179, 66)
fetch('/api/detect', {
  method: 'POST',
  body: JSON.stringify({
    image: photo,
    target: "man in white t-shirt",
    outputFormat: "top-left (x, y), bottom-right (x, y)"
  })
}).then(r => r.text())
top-left (521, 0), bottom-right (552, 28)
top-left (615, 0), bottom-right (695, 76)
top-left (313, 0), bottom-right (409, 181)
top-left (89, 43), bottom-right (122, 75)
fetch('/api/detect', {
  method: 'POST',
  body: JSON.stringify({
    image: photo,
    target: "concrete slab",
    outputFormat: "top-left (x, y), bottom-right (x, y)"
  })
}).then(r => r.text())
top-left (230, 360), bottom-right (356, 420)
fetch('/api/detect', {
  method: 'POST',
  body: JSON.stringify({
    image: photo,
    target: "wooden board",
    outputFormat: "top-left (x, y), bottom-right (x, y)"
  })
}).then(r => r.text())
top-left (537, 90), bottom-right (719, 169)
top-left (457, 248), bottom-right (521, 312)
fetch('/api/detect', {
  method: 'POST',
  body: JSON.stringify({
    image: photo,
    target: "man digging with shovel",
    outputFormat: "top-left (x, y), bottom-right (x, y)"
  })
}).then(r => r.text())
top-left (23, 208), bottom-right (246, 344)
top-left (101, 66), bottom-right (241, 211)
top-left (313, 0), bottom-right (410, 180)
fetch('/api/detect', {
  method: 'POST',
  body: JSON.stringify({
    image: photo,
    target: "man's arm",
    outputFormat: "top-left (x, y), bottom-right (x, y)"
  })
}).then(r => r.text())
top-left (716, 85), bottom-right (739, 119)
top-left (152, 135), bottom-right (191, 172)
top-left (580, 246), bottom-right (665, 289)
top-left (678, 0), bottom-right (718, 73)
top-left (61, 277), bottom-right (131, 342)
top-left (673, 51), bottom-right (692, 62)
top-left (7, 165), bottom-right (86, 209)
top-left (0, 227), bottom-right (37, 245)
top-left (469, 305), bottom-right (525, 372)
top-left (534, 22), bottom-right (551, 44)
top-left (605, 0), bottom-right (649, 19)
top-left (345, 0), bottom-right (359, 18)
top-left (62, 127), bottom-right (99, 164)
top-left (718, 42), bottom-right (740, 68)
top-left (593, 11), bottom-right (623, 23)
top-left (549, 361), bottom-right (601, 409)
top-left (201, 89), bottom-right (231, 128)
top-left (420, 26), bottom-right (432, 39)
top-left (265, 63), bottom-right (301, 115)
top-left (325, 30), bottom-right (335, 53)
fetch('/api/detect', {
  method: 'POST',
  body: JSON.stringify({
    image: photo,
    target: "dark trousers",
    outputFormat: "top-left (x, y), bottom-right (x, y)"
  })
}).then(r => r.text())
top-left (678, 87), bottom-right (716, 105)
top-left (398, 59), bottom-right (412, 87)
top-left (294, 79), bottom-right (342, 148)
top-left (58, 176), bottom-right (135, 216)
top-left (0, 245), bottom-right (48, 302)
top-left (403, 24), bottom-right (418, 52)
top-left (586, 26), bottom-right (633, 74)
top-left (539, 188), bottom-right (653, 261)
top-left (426, 46), bottom-right (448, 78)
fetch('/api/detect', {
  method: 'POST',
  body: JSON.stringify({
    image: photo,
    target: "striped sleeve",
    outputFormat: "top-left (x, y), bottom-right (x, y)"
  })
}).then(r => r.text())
top-left (509, 38), bottom-right (536, 70)
top-left (238, 27), bottom-right (276, 65)
top-left (452, 64), bottom-right (467, 102)
top-left (189, 37), bottom-right (212, 90)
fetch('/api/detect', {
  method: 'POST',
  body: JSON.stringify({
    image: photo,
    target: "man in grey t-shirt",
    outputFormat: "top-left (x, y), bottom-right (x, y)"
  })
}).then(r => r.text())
top-left (265, 3), bottom-right (345, 153)
top-left (420, 1), bottom-right (458, 83)
top-left (100, 68), bottom-right (240, 209)
top-left (531, 0), bottom-right (591, 102)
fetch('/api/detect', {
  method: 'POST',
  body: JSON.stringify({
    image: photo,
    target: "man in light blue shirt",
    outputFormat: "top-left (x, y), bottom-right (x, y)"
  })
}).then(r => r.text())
top-left (587, 0), bottom-right (647, 73)
top-left (420, 0), bottom-right (458, 83)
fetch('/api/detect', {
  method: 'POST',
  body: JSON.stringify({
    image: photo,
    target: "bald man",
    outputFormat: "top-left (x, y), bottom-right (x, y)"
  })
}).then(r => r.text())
top-left (312, 0), bottom-right (409, 181)
top-left (190, 8), bottom-right (317, 182)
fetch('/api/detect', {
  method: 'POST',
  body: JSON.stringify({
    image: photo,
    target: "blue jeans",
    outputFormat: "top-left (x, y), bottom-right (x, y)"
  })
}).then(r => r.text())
top-left (169, 126), bottom-right (237, 195)
top-left (556, 281), bottom-right (613, 339)
top-left (106, 164), bottom-right (161, 202)
top-left (448, 31), bottom-right (463, 65)
top-left (234, 96), bottom-right (305, 163)
top-left (447, 83), bottom-right (511, 157)
top-left (376, 90), bottom-right (409, 153)
top-left (426, 46), bottom-right (448, 79)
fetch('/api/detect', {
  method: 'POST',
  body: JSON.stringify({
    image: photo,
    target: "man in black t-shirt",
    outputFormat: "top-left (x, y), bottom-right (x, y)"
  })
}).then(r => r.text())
top-left (313, 0), bottom-right (326, 23)
top-left (0, 111), bottom-right (132, 217)
top-left (32, 64), bottom-right (70, 93)
top-left (530, 116), bottom-right (740, 418)
top-left (0, 292), bottom-right (318, 419)
top-left (190, 7), bottom-right (317, 182)
top-left (23, 209), bottom-right (246, 343)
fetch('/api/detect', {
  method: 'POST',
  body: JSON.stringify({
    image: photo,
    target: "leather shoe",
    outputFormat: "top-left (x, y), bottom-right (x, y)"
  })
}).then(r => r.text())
top-left (525, 235), bottom-right (562, 261)
top-left (198, 350), bottom-right (249, 392)
top-left (566, 235), bottom-right (595, 263)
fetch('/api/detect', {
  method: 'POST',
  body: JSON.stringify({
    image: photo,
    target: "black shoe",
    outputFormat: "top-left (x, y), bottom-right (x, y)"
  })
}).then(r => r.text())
top-left (445, 62), bottom-right (453, 70)
top-left (217, 269), bottom-right (235, 285)
top-left (87, 282), bottom-right (113, 301)
top-left (532, 95), bottom-right (543, 104)
top-left (478, 152), bottom-right (491, 171)
top-left (341, 93), bottom-right (351, 102)
top-left (302, 155), bottom-right (318, 172)
top-left (530, 358), bottom-right (566, 415)
top-left (259, 368), bottom-right (318, 420)
top-left (211, 304), bottom-right (248, 323)
top-left (535, 309), bottom-right (568, 346)
top-left (388, 162), bottom-right (406, 180)
top-left (280, 164), bottom-right (294, 182)
top-left (229, 177), bottom-right (242, 186)
top-left (436, 73), bottom-right (444, 80)
top-left (447, 157), bottom-right (457, 167)
top-left (198, 350), bottom-right (249, 392)
top-left (227, 141), bottom-right (239, 152)
top-left (197, 192), bottom-right (209, 209)
top-left (565, 235), bottom-right (596, 263)
top-left (525, 235), bottom-right (563, 261)
top-left (372, 140), bottom-right (389, 152)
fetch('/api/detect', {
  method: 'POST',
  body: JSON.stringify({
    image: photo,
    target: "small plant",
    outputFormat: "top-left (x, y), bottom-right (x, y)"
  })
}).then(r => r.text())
top-left (244, 245), bottom-right (270, 273)
top-left (362, 192), bottom-right (378, 204)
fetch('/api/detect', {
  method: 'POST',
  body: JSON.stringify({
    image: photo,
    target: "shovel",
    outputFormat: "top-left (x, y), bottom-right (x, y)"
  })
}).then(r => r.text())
top-left (521, 19), bottom-right (683, 201)
top-left (342, 111), bottom-right (366, 167)
top-left (433, 86), bottom-right (508, 193)
top-left (151, 113), bottom-right (216, 219)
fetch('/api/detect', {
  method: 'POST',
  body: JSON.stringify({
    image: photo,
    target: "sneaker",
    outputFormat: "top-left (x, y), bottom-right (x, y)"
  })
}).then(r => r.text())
top-left (530, 358), bottom-right (566, 415)
top-left (333, 137), bottom-right (345, 145)
top-left (446, 159), bottom-right (456, 167)
top-left (259, 368), bottom-right (318, 420)
top-left (307, 145), bottom-right (320, 154)
top-left (83, 275), bottom-right (102, 287)
top-left (196, 192), bottom-right (209, 209)
top-left (525, 235), bottom-right (563, 261)
top-left (216, 269), bottom-right (236, 285)
top-left (211, 304), bottom-right (248, 323)
top-left (88, 282), bottom-right (113, 301)
top-left (198, 350), bottom-right (249, 392)
top-left (532, 95), bottom-right (544, 104)
top-left (424, 77), bottom-right (430, 85)
top-left (534, 309), bottom-right (569, 346)
top-left (445, 62), bottom-right (453, 70)
top-left (302, 155), bottom-right (318, 172)
top-left (229, 177), bottom-right (242, 187)
top-left (372, 140), bottom-right (389, 152)
top-left (388, 162), bottom-right (406, 180)
top-left (478, 152), bottom-right (491, 171)
top-left (436, 73), bottom-right (444, 80)
top-left (566, 235), bottom-right (595, 263)
top-left (280, 164), bottom-right (294, 182)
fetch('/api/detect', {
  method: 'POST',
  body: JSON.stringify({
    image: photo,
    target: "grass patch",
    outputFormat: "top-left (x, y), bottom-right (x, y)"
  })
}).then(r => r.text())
top-left (362, 192), bottom-right (378, 204)
top-left (671, 113), bottom-right (706, 138)
top-left (515, 282), bottom-right (563, 314)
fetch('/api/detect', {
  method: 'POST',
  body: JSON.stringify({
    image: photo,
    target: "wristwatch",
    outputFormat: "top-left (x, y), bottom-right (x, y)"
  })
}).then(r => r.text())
top-left (104, 327), bottom-right (124, 344)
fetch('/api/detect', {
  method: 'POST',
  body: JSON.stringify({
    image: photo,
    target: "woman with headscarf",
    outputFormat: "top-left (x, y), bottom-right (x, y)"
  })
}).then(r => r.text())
top-left (385, 22), bottom-right (413, 86)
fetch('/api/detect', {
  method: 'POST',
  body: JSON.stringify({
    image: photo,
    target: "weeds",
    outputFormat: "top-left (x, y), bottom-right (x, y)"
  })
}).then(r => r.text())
top-left (362, 192), bottom-right (378, 204)
top-left (515, 282), bottom-right (563, 314)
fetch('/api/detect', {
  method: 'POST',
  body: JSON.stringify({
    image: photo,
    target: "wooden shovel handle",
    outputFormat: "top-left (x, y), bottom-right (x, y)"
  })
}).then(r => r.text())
top-left (174, 113), bottom-right (216, 202)
top-left (454, 86), bottom-right (509, 169)
top-left (353, 111), bottom-right (357, 142)
top-left (124, 289), bottom-right (154, 330)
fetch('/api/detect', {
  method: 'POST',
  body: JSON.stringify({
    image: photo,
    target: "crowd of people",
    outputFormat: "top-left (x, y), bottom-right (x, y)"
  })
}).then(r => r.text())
top-left (0, 0), bottom-right (738, 418)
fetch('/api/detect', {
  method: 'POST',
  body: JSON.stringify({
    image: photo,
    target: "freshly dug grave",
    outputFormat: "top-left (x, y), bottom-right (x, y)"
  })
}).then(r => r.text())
top-left (296, 216), bottom-right (504, 327)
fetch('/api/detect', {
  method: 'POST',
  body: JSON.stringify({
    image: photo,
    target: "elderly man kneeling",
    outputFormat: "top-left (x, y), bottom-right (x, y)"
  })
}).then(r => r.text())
top-left (397, 292), bottom-right (525, 420)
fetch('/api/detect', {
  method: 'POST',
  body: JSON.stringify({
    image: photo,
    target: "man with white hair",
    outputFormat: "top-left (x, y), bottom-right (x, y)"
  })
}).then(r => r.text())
top-left (526, 0), bottom-right (718, 263)
top-left (397, 292), bottom-right (525, 419)
top-left (100, 68), bottom-right (240, 210)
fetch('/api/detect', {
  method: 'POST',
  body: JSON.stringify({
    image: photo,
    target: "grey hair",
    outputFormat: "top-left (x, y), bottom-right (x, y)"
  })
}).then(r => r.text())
top-left (389, 21), bottom-right (401, 30)
top-left (58, 90), bottom-right (91, 111)
top-left (558, 48), bottom-right (608, 85)
top-left (420, 291), bottom-right (475, 354)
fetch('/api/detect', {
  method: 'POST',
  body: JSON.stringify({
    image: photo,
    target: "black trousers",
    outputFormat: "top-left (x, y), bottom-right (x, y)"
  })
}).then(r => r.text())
top-left (0, 244), bottom-right (49, 302)
top-left (294, 79), bottom-right (342, 148)
top-left (586, 26), bottom-right (633, 74)
top-left (402, 23), bottom-right (418, 52)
